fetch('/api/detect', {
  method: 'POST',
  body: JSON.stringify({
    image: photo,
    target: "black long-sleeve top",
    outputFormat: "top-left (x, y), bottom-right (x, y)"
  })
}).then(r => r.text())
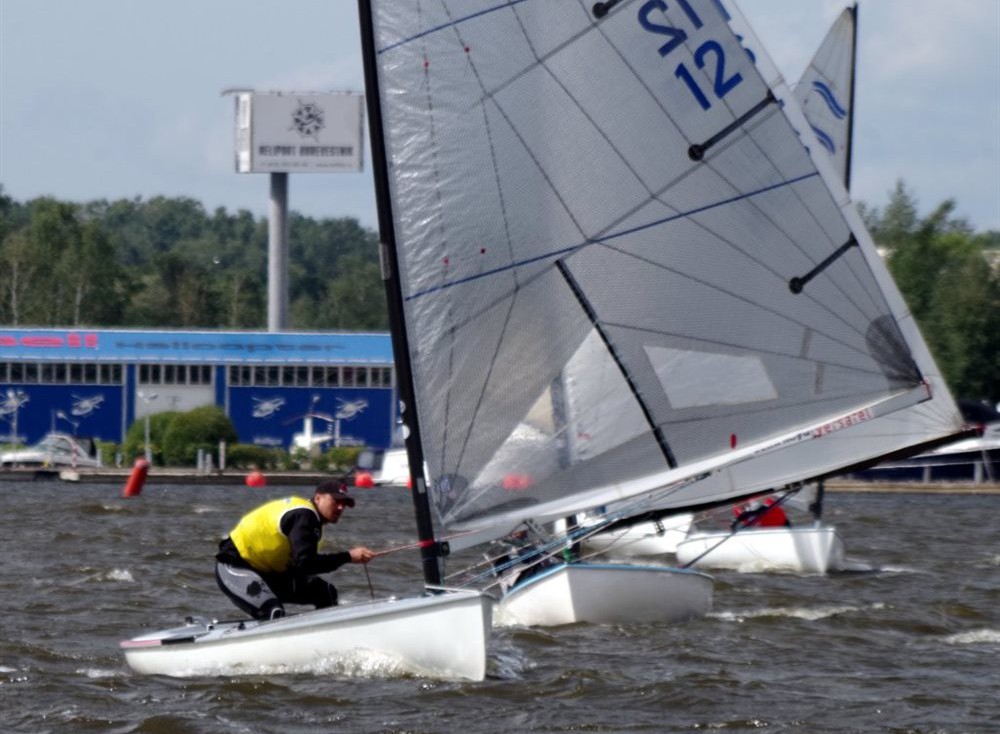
top-left (216, 507), bottom-right (352, 577)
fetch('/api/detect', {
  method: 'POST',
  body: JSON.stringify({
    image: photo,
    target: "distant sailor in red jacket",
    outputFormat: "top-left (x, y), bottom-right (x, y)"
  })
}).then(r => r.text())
top-left (731, 494), bottom-right (791, 530)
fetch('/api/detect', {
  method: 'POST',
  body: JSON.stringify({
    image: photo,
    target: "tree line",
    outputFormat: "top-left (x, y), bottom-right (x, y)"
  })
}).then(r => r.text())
top-left (859, 182), bottom-right (999, 407)
top-left (0, 187), bottom-right (387, 332)
top-left (0, 181), bottom-right (997, 404)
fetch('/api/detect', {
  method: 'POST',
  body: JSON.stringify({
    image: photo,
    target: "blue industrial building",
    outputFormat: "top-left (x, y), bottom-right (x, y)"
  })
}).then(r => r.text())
top-left (0, 328), bottom-right (397, 451)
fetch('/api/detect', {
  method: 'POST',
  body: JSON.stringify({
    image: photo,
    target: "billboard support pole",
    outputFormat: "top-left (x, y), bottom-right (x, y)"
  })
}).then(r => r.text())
top-left (268, 172), bottom-right (289, 332)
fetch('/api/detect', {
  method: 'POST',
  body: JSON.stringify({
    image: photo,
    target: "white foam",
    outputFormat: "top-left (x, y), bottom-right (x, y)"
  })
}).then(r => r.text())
top-left (943, 629), bottom-right (1000, 645)
top-left (76, 667), bottom-right (124, 679)
top-left (711, 602), bottom-right (883, 623)
top-left (159, 649), bottom-right (415, 680)
top-left (104, 568), bottom-right (135, 582)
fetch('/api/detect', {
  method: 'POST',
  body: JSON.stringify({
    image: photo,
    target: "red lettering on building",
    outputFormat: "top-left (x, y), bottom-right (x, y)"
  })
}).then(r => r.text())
top-left (0, 332), bottom-right (100, 349)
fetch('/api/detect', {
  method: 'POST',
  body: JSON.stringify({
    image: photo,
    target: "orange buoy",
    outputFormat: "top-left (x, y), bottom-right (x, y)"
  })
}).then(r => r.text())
top-left (245, 470), bottom-right (267, 487)
top-left (354, 471), bottom-right (374, 488)
top-left (122, 458), bottom-right (150, 498)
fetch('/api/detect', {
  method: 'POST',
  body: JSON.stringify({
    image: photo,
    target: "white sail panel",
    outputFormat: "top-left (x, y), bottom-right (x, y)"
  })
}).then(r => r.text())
top-left (367, 0), bottom-right (949, 539)
top-left (793, 5), bottom-right (856, 185)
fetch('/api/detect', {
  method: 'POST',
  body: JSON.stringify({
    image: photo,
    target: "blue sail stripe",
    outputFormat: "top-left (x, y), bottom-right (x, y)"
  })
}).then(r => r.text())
top-left (811, 125), bottom-right (837, 154)
top-left (378, 0), bottom-right (534, 55)
top-left (811, 81), bottom-right (848, 119)
top-left (405, 171), bottom-right (821, 301)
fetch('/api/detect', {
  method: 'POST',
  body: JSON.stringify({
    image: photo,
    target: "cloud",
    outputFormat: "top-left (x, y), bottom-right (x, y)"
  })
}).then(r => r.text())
top-left (865, 0), bottom-right (997, 84)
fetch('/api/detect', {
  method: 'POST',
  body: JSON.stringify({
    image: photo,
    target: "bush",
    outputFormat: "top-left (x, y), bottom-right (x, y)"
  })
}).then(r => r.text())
top-left (162, 406), bottom-right (239, 466)
top-left (123, 411), bottom-right (183, 465)
top-left (323, 446), bottom-right (363, 471)
top-left (225, 443), bottom-right (284, 470)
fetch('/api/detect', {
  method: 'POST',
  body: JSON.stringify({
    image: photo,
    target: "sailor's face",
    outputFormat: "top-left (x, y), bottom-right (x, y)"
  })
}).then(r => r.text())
top-left (315, 494), bottom-right (349, 523)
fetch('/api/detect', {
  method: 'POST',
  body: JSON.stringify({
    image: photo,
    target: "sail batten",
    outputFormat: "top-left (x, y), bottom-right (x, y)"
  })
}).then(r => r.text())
top-left (364, 0), bottom-right (963, 547)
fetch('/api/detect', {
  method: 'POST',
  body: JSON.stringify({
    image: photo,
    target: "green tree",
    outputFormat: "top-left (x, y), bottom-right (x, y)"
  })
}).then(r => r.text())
top-left (162, 405), bottom-right (239, 466)
top-left (869, 182), bottom-right (1000, 404)
top-left (0, 230), bottom-right (37, 325)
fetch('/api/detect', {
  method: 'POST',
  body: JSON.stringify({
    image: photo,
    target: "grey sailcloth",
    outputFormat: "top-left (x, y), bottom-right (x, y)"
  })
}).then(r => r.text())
top-left (793, 4), bottom-right (857, 186)
top-left (364, 0), bottom-right (944, 543)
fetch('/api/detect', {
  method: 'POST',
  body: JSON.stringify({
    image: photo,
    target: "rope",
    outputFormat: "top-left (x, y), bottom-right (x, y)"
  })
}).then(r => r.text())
top-left (363, 562), bottom-right (375, 600)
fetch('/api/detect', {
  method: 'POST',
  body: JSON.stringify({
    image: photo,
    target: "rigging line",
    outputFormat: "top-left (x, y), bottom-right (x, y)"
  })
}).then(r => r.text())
top-left (689, 91), bottom-right (778, 161)
top-left (363, 563), bottom-right (376, 600)
top-left (557, 259), bottom-right (678, 468)
top-left (789, 236), bottom-right (860, 294)
top-left (377, 0), bottom-right (534, 55)
top-left (405, 171), bottom-right (818, 302)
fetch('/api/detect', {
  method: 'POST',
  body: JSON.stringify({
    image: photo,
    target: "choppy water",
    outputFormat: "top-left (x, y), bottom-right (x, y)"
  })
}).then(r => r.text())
top-left (1, 480), bottom-right (997, 733)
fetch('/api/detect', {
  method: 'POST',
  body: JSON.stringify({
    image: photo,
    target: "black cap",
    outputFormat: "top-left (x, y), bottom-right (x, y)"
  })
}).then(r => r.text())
top-left (314, 480), bottom-right (355, 507)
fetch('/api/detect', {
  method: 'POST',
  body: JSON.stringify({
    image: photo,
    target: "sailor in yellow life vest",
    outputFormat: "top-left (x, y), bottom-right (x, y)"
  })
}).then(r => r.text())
top-left (215, 479), bottom-right (375, 620)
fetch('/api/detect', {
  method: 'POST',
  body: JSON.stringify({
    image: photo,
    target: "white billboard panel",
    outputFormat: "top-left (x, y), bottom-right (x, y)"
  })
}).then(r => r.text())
top-left (234, 92), bottom-right (364, 173)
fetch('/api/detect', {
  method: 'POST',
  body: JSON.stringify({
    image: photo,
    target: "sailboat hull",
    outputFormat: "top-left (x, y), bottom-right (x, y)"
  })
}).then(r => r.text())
top-left (495, 563), bottom-right (713, 627)
top-left (582, 514), bottom-right (694, 558)
top-left (675, 526), bottom-right (845, 574)
top-left (121, 590), bottom-right (492, 681)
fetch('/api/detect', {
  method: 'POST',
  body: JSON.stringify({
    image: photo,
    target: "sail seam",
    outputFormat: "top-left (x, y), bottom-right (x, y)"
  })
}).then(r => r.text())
top-left (378, 0), bottom-right (534, 55)
top-left (404, 170), bottom-right (819, 301)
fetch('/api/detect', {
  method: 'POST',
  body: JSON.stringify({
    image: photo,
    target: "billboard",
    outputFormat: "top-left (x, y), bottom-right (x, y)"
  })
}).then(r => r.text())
top-left (234, 92), bottom-right (364, 173)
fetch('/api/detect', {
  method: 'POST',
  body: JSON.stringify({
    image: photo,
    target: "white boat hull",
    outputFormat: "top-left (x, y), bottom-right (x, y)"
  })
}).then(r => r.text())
top-left (121, 590), bottom-right (492, 681)
top-left (494, 563), bottom-right (713, 627)
top-left (675, 525), bottom-right (845, 574)
top-left (582, 514), bottom-right (694, 557)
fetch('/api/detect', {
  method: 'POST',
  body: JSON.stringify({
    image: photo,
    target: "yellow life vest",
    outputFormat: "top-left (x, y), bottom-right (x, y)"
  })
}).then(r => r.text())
top-left (229, 496), bottom-right (318, 573)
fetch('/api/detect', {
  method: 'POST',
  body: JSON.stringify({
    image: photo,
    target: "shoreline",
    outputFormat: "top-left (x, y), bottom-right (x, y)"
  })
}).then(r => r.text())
top-left (0, 468), bottom-right (997, 494)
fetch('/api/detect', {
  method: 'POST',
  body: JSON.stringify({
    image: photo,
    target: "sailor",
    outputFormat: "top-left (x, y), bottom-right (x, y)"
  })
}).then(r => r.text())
top-left (731, 495), bottom-right (791, 530)
top-left (215, 479), bottom-right (375, 620)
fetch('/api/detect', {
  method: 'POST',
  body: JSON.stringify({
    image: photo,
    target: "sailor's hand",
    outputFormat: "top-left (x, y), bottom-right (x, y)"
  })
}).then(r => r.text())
top-left (349, 546), bottom-right (375, 564)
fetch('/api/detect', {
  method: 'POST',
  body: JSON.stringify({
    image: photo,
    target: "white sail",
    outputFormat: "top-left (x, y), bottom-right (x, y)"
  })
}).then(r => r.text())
top-left (792, 4), bottom-right (857, 187)
top-left (364, 0), bottom-right (963, 552)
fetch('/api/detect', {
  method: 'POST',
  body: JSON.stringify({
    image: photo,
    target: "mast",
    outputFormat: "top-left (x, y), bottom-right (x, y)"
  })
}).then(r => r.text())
top-left (357, 0), bottom-right (442, 586)
top-left (844, 2), bottom-right (858, 191)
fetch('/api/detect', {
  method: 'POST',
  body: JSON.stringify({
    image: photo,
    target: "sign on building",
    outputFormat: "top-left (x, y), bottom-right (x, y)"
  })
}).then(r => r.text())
top-left (234, 92), bottom-right (364, 174)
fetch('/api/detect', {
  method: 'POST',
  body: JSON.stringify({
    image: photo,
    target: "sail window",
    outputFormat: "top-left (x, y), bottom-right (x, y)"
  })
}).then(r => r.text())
top-left (645, 346), bottom-right (776, 408)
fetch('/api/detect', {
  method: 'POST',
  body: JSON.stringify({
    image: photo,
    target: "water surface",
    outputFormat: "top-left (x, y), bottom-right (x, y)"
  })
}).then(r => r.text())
top-left (1, 481), bottom-right (997, 732)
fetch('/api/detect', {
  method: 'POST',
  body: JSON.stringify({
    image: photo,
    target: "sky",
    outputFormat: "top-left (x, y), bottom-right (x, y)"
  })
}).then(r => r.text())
top-left (1, 0), bottom-right (998, 232)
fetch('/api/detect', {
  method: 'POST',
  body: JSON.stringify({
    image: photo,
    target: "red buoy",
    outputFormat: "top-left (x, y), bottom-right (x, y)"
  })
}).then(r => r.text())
top-left (354, 471), bottom-right (374, 488)
top-left (122, 458), bottom-right (150, 498)
top-left (245, 470), bottom-right (267, 487)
